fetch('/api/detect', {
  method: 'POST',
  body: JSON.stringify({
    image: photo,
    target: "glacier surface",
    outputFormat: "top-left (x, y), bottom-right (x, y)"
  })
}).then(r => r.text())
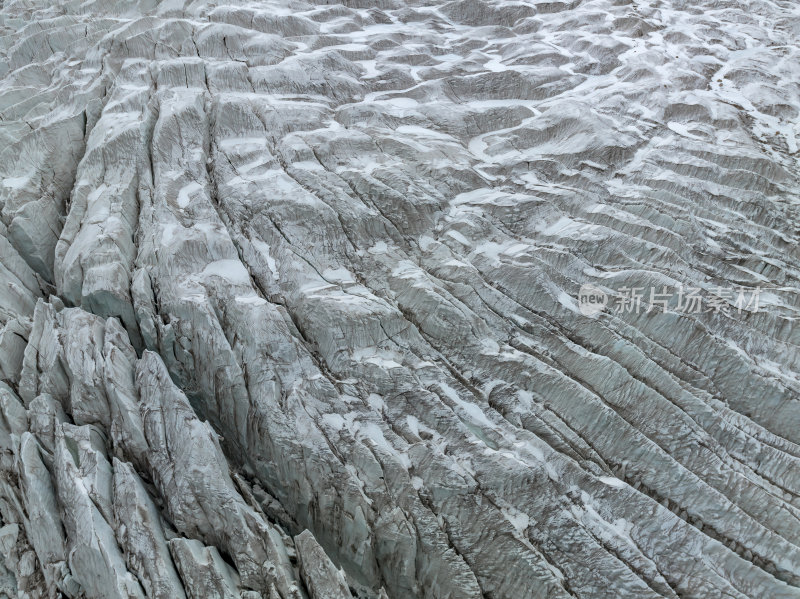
top-left (0, 0), bottom-right (799, 597)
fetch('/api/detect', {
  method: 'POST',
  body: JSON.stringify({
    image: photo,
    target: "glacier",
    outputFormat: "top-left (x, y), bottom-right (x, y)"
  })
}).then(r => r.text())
top-left (0, 0), bottom-right (799, 597)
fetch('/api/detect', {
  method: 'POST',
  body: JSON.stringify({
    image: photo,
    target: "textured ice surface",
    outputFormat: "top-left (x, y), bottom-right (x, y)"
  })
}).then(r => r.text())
top-left (0, 0), bottom-right (799, 598)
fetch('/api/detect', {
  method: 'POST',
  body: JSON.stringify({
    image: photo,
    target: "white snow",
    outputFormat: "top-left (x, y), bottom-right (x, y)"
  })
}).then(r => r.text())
top-left (177, 181), bottom-right (203, 208)
top-left (598, 476), bottom-right (626, 489)
top-left (201, 259), bottom-right (252, 285)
